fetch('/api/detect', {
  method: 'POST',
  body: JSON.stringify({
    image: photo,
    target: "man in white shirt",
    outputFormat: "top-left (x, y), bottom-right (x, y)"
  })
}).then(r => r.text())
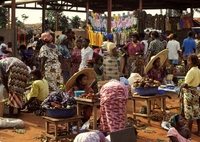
top-left (166, 34), bottom-right (181, 73)
top-left (79, 38), bottom-right (93, 71)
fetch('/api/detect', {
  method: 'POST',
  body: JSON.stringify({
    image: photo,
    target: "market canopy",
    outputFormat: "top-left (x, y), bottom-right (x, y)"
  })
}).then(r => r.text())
top-left (1, 0), bottom-right (200, 12)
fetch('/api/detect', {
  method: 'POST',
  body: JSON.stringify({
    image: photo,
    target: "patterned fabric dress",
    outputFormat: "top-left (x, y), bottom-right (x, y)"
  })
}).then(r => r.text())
top-left (0, 57), bottom-right (29, 108)
top-left (58, 44), bottom-right (71, 84)
top-left (39, 44), bottom-right (63, 91)
top-left (100, 80), bottom-right (128, 134)
top-left (179, 87), bottom-right (200, 120)
top-left (71, 48), bottom-right (82, 75)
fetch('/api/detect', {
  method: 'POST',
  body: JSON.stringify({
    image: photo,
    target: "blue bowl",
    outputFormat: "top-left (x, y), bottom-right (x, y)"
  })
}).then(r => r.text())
top-left (74, 90), bottom-right (85, 97)
top-left (46, 108), bottom-right (75, 118)
top-left (191, 27), bottom-right (200, 33)
top-left (135, 87), bottom-right (158, 96)
top-left (157, 89), bottom-right (165, 95)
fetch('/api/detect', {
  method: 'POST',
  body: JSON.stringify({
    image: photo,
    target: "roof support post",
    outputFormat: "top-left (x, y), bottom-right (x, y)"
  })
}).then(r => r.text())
top-left (86, 0), bottom-right (89, 38)
top-left (138, 0), bottom-right (143, 33)
top-left (42, 0), bottom-right (46, 32)
top-left (11, 0), bottom-right (16, 56)
top-left (107, 0), bottom-right (112, 33)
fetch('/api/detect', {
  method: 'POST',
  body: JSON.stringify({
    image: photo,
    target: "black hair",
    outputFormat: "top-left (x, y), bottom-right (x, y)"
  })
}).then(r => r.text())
top-left (174, 114), bottom-right (180, 127)
top-left (19, 44), bottom-right (26, 50)
top-left (76, 74), bottom-right (87, 84)
top-left (139, 33), bottom-right (145, 39)
top-left (188, 31), bottom-right (193, 37)
top-left (151, 31), bottom-right (159, 38)
top-left (31, 69), bottom-right (42, 79)
top-left (0, 36), bottom-right (4, 42)
top-left (131, 33), bottom-right (140, 40)
top-left (188, 54), bottom-right (199, 66)
top-left (7, 42), bottom-right (12, 48)
top-left (173, 34), bottom-right (178, 39)
top-left (83, 38), bottom-right (90, 43)
top-left (76, 39), bottom-right (82, 43)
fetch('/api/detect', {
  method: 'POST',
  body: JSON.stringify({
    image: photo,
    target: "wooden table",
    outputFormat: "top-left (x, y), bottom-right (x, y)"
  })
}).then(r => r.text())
top-left (75, 98), bottom-right (100, 130)
top-left (43, 115), bottom-right (82, 142)
top-left (130, 94), bottom-right (168, 125)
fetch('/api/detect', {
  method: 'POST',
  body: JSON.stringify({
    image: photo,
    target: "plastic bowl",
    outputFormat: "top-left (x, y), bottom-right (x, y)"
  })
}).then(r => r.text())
top-left (166, 84), bottom-right (175, 89)
top-left (46, 108), bottom-right (75, 118)
top-left (157, 89), bottom-right (165, 95)
top-left (191, 27), bottom-right (200, 33)
top-left (135, 87), bottom-right (158, 96)
top-left (74, 90), bottom-right (85, 97)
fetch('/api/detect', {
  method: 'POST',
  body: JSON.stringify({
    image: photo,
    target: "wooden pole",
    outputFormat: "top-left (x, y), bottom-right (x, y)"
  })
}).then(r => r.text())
top-left (107, 0), bottom-right (112, 33)
top-left (8, 8), bottom-right (10, 29)
top-left (86, 0), bottom-right (89, 38)
top-left (42, 0), bottom-right (46, 32)
top-left (11, 0), bottom-right (16, 56)
top-left (139, 0), bottom-right (143, 33)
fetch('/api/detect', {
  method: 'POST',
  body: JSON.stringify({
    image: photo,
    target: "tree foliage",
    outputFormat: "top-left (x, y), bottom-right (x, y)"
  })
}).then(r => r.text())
top-left (0, 7), bottom-right (8, 29)
top-left (70, 15), bottom-right (81, 29)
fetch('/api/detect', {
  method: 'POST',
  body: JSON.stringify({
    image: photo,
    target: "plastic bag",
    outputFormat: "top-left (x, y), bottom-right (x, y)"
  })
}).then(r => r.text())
top-left (0, 118), bottom-right (24, 128)
top-left (81, 120), bottom-right (90, 130)
top-left (161, 121), bottom-right (170, 131)
top-left (120, 77), bottom-right (129, 85)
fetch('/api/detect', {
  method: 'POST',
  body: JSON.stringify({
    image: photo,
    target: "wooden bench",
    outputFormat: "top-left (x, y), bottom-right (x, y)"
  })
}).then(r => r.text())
top-left (43, 115), bottom-right (82, 142)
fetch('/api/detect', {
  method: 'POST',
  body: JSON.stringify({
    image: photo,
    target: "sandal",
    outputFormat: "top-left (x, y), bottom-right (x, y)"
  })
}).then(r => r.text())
top-left (193, 131), bottom-right (200, 137)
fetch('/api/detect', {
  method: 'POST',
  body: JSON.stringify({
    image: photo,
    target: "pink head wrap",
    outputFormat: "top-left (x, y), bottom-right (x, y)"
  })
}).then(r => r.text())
top-left (41, 32), bottom-right (52, 42)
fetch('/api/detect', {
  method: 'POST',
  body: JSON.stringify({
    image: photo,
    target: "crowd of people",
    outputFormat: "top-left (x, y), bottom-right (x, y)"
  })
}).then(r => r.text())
top-left (1, 28), bottom-right (200, 141)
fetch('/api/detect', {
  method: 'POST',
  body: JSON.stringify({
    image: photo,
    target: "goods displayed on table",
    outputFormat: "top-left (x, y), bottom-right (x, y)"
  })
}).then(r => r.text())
top-left (41, 91), bottom-right (77, 118)
top-left (133, 77), bottom-right (160, 96)
top-left (79, 93), bottom-right (99, 100)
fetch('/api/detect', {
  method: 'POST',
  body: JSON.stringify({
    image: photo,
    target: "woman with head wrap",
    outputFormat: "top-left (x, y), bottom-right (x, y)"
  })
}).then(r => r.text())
top-left (167, 114), bottom-right (191, 142)
top-left (122, 32), bottom-right (144, 77)
top-left (0, 57), bottom-right (29, 117)
top-left (102, 33), bottom-right (119, 80)
top-left (56, 34), bottom-right (71, 83)
top-left (39, 32), bottom-right (63, 91)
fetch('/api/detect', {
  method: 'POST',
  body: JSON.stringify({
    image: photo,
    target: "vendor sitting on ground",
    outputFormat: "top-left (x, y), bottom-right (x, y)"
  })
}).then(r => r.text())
top-left (167, 114), bottom-right (191, 142)
top-left (144, 49), bottom-right (169, 109)
top-left (66, 68), bottom-right (96, 124)
top-left (22, 69), bottom-right (49, 112)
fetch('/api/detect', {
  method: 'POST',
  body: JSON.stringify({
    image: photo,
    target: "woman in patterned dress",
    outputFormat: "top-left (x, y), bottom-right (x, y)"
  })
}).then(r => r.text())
top-left (39, 32), bottom-right (63, 91)
top-left (71, 39), bottom-right (82, 75)
top-left (122, 32), bottom-right (144, 77)
top-left (0, 57), bottom-right (29, 117)
top-left (179, 54), bottom-right (200, 136)
top-left (56, 34), bottom-right (71, 84)
top-left (100, 80), bottom-right (128, 134)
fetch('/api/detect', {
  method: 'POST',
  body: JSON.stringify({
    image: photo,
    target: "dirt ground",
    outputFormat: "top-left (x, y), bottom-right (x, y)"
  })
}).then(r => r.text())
top-left (0, 95), bottom-right (200, 142)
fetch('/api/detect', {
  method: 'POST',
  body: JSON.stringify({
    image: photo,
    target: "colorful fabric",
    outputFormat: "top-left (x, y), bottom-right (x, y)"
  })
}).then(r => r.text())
top-left (103, 55), bottom-right (119, 80)
top-left (0, 58), bottom-right (29, 108)
top-left (71, 48), bottom-right (82, 75)
top-left (74, 130), bottom-right (109, 142)
top-left (147, 67), bottom-right (166, 83)
top-left (27, 79), bottom-right (49, 101)
top-left (127, 56), bottom-right (145, 76)
top-left (179, 87), bottom-right (200, 120)
top-left (39, 44), bottom-right (63, 91)
top-left (27, 99), bottom-right (43, 112)
top-left (148, 39), bottom-right (165, 57)
top-left (126, 42), bottom-right (144, 57)
top-left (167, 127), bottom-right (191, 142)
top-left (100, 80), bottom-right (128, 134)
top-left (184, 66), bottom-right (200, 87)
top-left (57, 44), bottom-right (71, 59)
top-left (68, 85), bottom-right (94, 97)
top-left (41, 91), bottom-right (76, 108)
